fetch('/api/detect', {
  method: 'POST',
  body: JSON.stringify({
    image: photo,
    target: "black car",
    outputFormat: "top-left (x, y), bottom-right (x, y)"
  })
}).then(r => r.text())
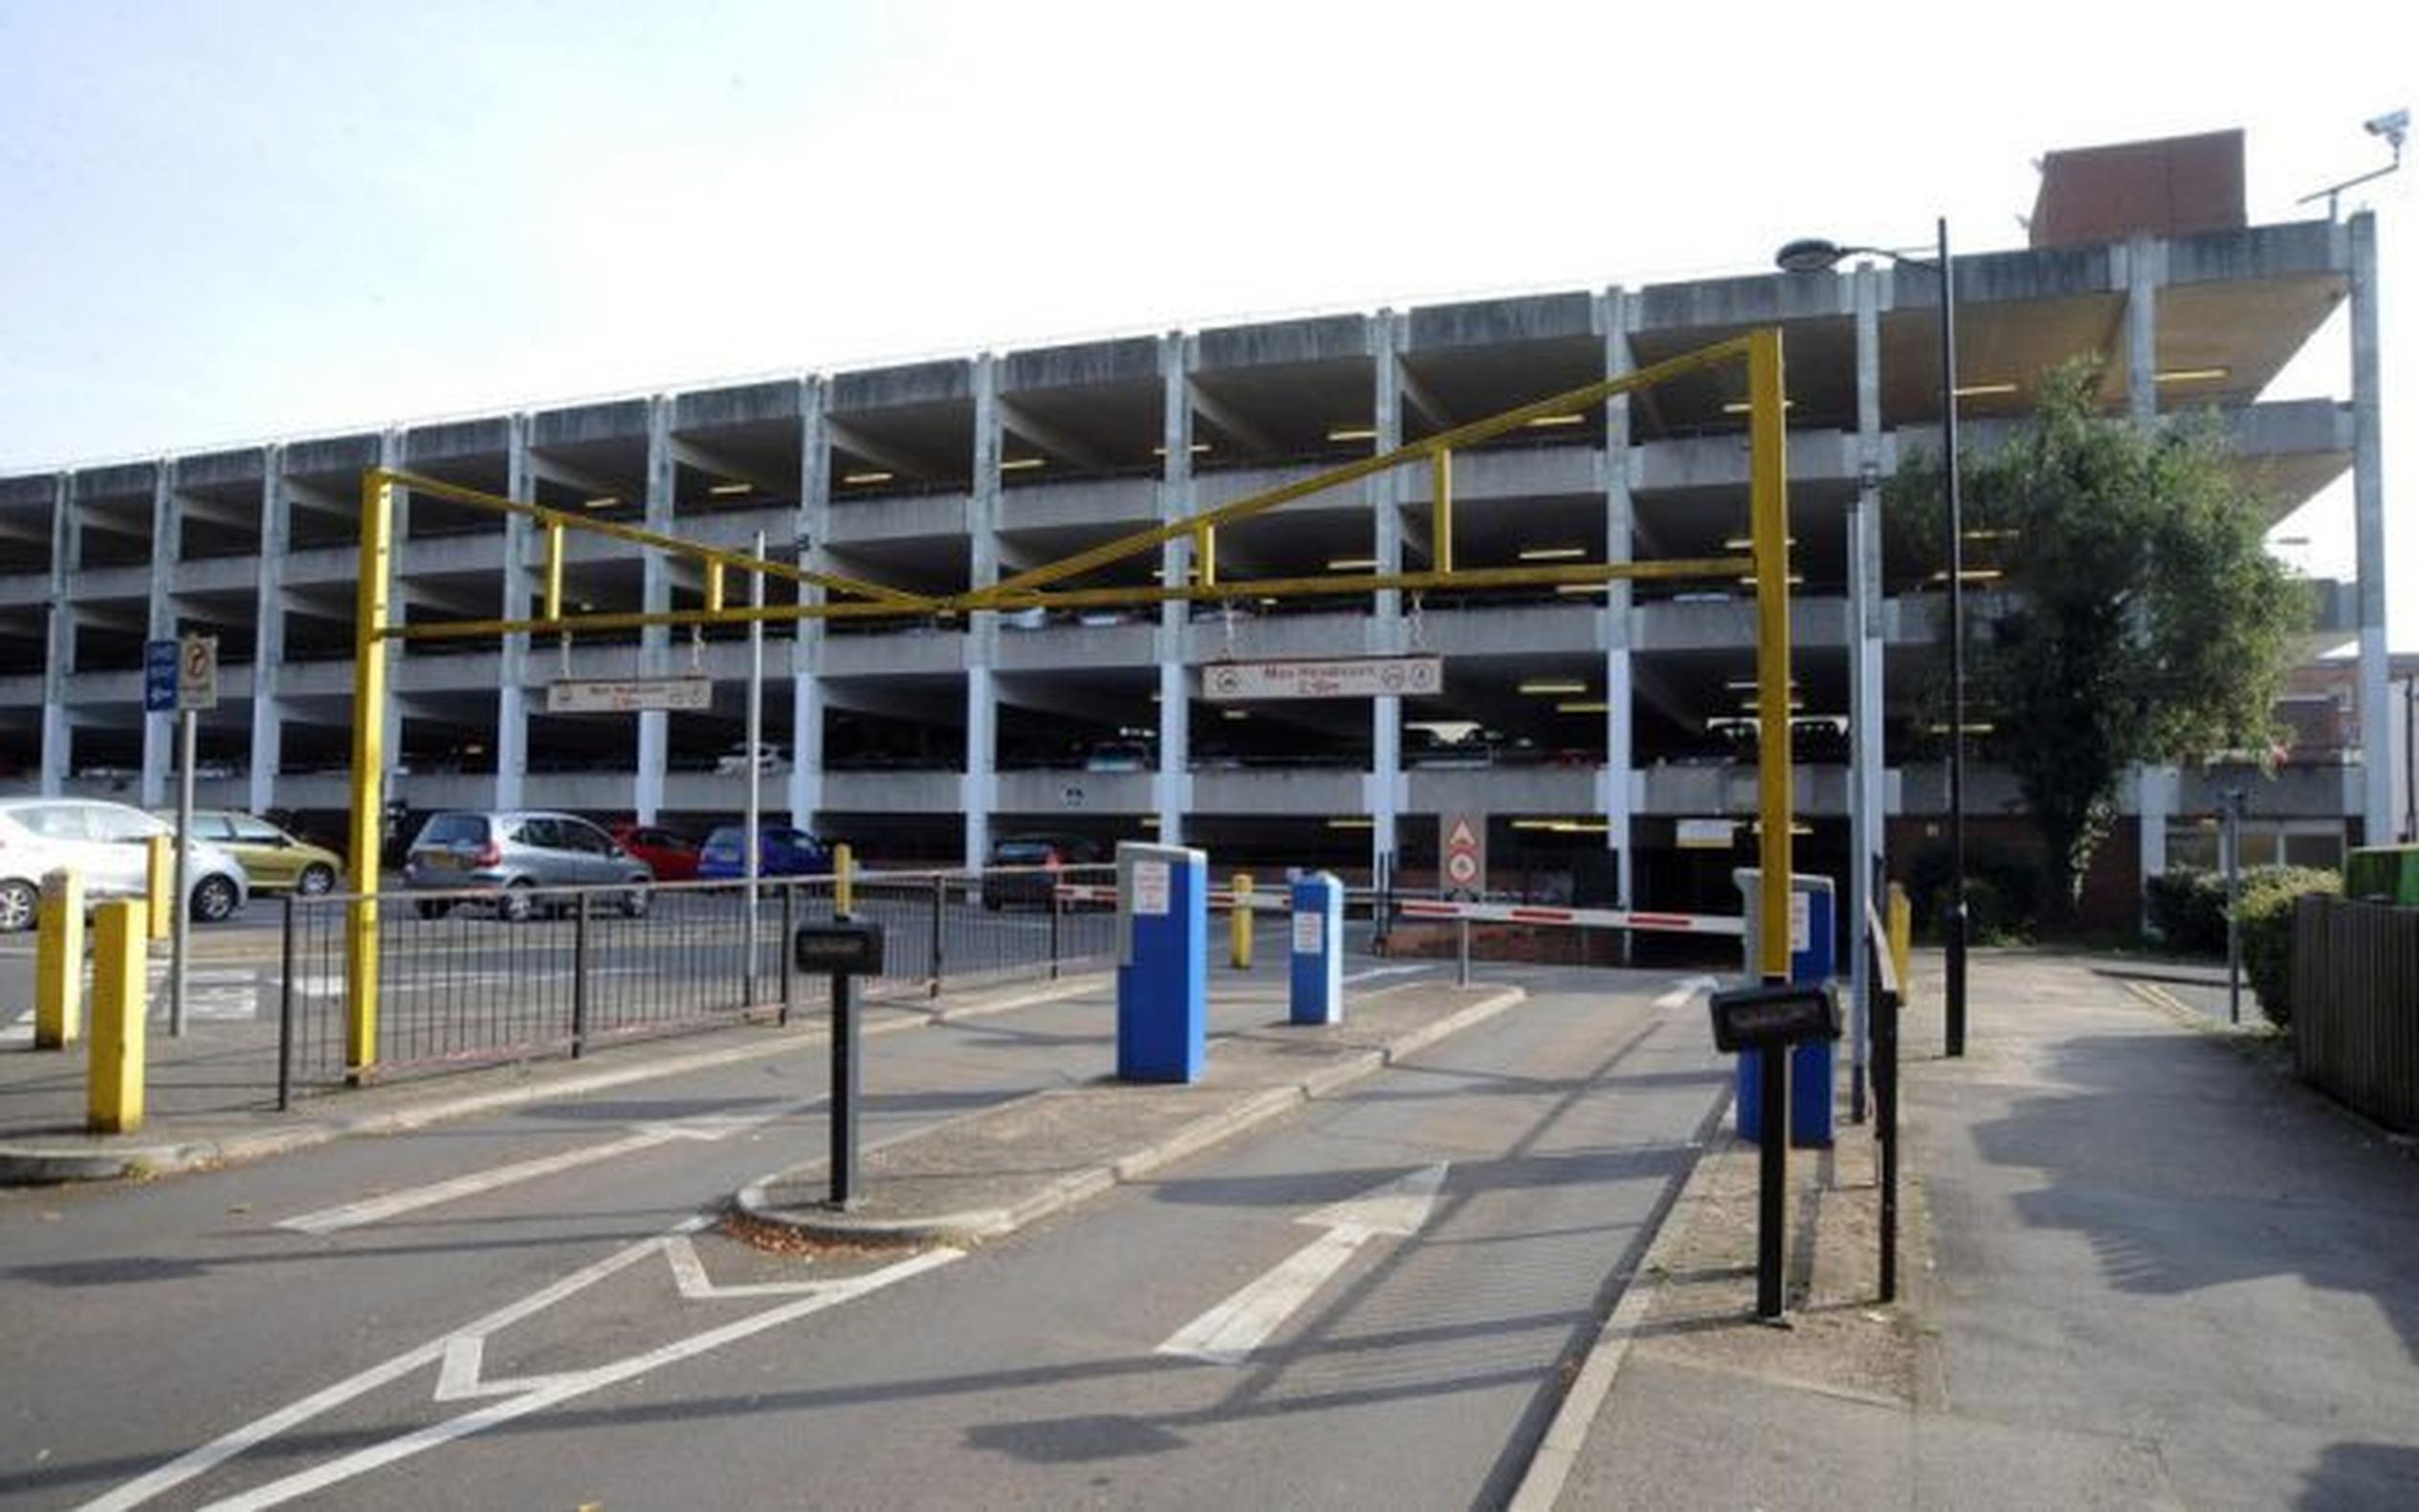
top-left (980, 833), bottom-right (1106, 910)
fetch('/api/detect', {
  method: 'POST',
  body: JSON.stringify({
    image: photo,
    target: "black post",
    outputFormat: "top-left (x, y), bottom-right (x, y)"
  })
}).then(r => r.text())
top-left (570, 890), bottom-right (590, 1058)
top-left (780, 883), bottom-right (797, 1026)
top-left (829, 959), bottom-right (859, 1209)
top-left (1874, 938), bottom-right (1901, 1304)
top-left (1048, 887), bottom-right (1063, 981)
top-left (929, 873), bottom-right (946, 997)
top-left (1756, 1048), bottom-right (1791, 1322)
top-left (1941, 214), bottom-right (1969, 1060)
top-left (276, 892), bottom-right (297, 1112)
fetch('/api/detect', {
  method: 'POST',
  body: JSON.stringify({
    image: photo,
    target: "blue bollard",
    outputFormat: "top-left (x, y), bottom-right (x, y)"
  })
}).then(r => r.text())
top-left (1115, 843), bottom-right (1207, 1083)
top-left (1288, 872), bottom-right (1343, 1025)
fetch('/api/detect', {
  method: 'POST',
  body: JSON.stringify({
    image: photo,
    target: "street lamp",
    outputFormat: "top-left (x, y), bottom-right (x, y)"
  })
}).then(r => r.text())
top-left (1775, 218), bottom-right (1968, 1058)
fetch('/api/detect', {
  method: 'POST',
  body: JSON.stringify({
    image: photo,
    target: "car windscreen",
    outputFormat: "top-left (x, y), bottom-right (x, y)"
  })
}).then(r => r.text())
top-left (992, 842), bottom-right (1059, 865)
top-left (418, 814), bottom-right (489, 845)
top-left (702, 827), bottom-right (743, 848)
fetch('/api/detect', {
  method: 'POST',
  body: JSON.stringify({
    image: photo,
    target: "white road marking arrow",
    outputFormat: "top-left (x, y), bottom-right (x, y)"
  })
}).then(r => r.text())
top-left (1650, 975), bottom-right (1720, 1012)
top-left (1155, 1162), bottom-right (1449, 1367)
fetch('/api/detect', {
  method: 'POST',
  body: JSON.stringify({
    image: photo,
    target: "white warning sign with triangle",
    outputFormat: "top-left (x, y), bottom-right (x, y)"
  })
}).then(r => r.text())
top-left (1441, 812), bottom-right (1485, 899)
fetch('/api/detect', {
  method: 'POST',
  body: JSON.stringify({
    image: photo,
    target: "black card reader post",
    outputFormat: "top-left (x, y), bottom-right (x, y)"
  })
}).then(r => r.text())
top-left (1707, 981), bottom-right (1841, 1321)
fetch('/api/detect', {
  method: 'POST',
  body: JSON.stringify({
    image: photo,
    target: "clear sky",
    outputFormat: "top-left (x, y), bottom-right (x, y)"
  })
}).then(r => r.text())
top-left (1, 0), bottom-right (2408, 642)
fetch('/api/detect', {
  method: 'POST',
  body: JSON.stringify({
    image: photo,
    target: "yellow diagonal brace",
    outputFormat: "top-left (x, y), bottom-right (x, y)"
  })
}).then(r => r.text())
top-left (968, 336), bottom-right (1751, 605)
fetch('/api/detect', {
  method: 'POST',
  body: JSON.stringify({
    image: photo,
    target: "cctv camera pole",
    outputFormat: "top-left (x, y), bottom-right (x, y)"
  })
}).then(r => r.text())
top-left (743, 530), bottom-right (765, 1005)
top-left (170, 705), bottom-right (195, 1038)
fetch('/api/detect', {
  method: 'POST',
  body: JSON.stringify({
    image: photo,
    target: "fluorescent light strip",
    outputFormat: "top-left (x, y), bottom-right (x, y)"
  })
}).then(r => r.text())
top-left (1327, 557), bottom-right (1379, 572)
top-left (1327, 817), bottom-right (1374, 829)
top-left (841, 471), bottom-right (893, 486)
top-left (1523, 413), bottom-right (1584, 428)
top-left (1720, 400), bottom-right (1795, 415)
top-left (582, 496), bottom-right (620, 510)
top-left (1326, 427), bottom-right (1377, 443)
top-left (708, 481), bottom-right (751, 496)
top-left (1722, 536), bottom-right (1795, 550)
top-left (1555, 700), bottom-right (1610, 713)
top-left (1000, 457), bottom-right (1045, 471)
top-left (1518, 546), bottom-right (1590, 561)
top-left (1151, 443), bottom-right (1213, 456)
top-left (1518, 679), bottom-right (1588, 695)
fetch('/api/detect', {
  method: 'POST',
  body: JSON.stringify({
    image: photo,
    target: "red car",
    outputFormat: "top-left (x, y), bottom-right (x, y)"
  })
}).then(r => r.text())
top-left (611, 822), bottom-right (701, 882)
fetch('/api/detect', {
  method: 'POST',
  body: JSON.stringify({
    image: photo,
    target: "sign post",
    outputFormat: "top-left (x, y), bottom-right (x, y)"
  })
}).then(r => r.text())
top-left (167, 636), bottom-right (216, 1039)
top-left (1707, 981), bottom-right (1842, 1321)
top-left (795, 919), bottom-right (885, 1208)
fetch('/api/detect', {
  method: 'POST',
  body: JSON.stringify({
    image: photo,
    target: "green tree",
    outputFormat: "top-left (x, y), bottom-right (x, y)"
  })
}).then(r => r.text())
top-left (1888, 361), bottom-right (2305, 925)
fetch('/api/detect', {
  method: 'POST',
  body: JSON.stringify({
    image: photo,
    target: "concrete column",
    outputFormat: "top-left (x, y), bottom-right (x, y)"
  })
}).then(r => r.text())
top-left (40, 473), bottom-right (73, 795)
top-left (140, 460), bottom-right (180, 808)
top-left (495, 416), bottom-right (534, 810)
top-left (2124, 235), bottom-right (2161, 423)
top-left (248, 448), bottom-right (289, 816)
top-left (964, 355), bottom-right (1001, 866)
top-left (791, 376), bottom-right (829, 828)
top-left (637, 399), bottom-right (674, 821)
top-left (1849, 264), bottom-right (1886, 1011)
top-left (1598, 289), bottom-right (1638, 909)
top-left (2350, 211), bottom-right (2392, 844)
top-left (1367, 313), bottom-right (1404, 881)
top-left (1155, 333), bottom-right (1194, 845)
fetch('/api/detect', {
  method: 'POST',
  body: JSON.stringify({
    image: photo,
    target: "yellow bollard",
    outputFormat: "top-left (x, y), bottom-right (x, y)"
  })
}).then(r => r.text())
top-left (89, 900), bottom-right (147, 1134)
top-left (1886, 882), bottom-right (1913, 1006)
top-left (145, 833), bottom-right (173, 942)
top-left (833, 843), bottom-right (854, 916)
top-left (35, 868), bottom-right (84, 1048)
top-left (1231, 872), bottom-right (1254, 971)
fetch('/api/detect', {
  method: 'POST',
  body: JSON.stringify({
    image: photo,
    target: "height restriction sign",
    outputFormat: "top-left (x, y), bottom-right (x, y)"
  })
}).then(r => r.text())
top-left (1440, 812), bottom-right (1485, 900)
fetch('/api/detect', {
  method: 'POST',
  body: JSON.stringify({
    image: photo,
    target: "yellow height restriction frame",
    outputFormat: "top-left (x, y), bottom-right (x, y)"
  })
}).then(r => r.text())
top-left (343, 329), bottom-right (1794, 1077)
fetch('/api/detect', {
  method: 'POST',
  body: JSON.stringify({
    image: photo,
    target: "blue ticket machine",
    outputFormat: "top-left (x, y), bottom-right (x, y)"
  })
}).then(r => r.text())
top-left (1116, 842), bottom-right (1207, 1083)
top-left (1289, 871), bottom-right (1344, 1026)
top-left (1732, 869), bottom-right (1838, 1147)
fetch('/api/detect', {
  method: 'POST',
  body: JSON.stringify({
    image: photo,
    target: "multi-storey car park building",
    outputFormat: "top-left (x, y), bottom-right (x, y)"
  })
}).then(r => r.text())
top-left (0, 132), bottom-right (2393, 923)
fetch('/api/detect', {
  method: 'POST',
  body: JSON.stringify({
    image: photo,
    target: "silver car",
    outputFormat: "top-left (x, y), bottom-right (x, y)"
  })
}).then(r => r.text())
top-left (403, 811), bottom-right (652, 921)
top-left (0, 798), bottom-right (251, 932)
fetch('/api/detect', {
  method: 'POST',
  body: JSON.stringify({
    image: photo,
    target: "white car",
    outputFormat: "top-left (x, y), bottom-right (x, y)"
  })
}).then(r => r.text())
top-left (0, 798), bottom-right (251, 932)
top-left (715, 742), bottom-right (791, 775)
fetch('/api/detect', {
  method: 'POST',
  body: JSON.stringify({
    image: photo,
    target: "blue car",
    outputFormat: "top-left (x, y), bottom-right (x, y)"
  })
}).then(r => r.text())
top-left (697, 824), bottom-right (831, 879)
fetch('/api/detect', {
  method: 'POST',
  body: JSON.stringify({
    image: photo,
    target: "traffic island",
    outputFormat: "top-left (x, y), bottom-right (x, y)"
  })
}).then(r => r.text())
top-left (732, 980), bottom-right (1526, 1247)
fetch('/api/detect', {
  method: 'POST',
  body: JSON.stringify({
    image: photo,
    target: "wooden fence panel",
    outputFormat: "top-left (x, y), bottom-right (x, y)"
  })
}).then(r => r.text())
top-left (2294, 895), bottom-right (2419, 1133)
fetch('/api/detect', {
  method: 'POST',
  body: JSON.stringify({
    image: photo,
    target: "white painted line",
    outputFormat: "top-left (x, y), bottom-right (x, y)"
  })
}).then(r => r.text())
top-left (1156, 1163), bottom-right (1447, 1367)
top-left (1342, 963), bottom-right (1431, 985)
top-left (1, 1009), bottom-right (33, 1047)
top-left (1651, 975), bottom-right (1721, 1012)
top-left (276, 1104), bottom-right (802, 1235)
top-left (82, 1214), bottom-right (957, 1512)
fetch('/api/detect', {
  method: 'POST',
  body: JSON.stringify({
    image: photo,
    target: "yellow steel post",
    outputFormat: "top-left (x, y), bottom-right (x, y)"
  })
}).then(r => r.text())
top-left (1886, 882), bottom-right (1913, 1005)
top-left (1748, 327), bottom-right (1793, 982)
top-left (34, 868), bottom-right (83, 1048)
top-left (543, 521), bottom-right (565, 621)
top-left (1232, 872), bottom-right (1254, 971)
top-left (1431, 450), bottom-right (1454, 575)
top-left (705, 559), bottom-right (726, 615)
top-left (144, 834), bottom-right (172, 941)
top-left (89, 899), bottom-right (146, 1133)
top-left (346, 471), bottom-right (394, 1080)
top-left (1197, 526), bottom-right (1217, 589)
top-left (833, 843), bottom-right (855, 916)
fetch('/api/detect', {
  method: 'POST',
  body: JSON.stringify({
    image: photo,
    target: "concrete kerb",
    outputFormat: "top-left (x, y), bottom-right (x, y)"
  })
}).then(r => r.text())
top-left (733, 985), bottom-right (1529, 1247)
top-left (0, 972), bottom-right (1112, 1186)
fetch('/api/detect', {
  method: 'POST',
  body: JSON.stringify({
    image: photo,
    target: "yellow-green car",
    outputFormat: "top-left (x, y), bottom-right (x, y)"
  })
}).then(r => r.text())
top-left (156, 810), bottom-right (343, 895)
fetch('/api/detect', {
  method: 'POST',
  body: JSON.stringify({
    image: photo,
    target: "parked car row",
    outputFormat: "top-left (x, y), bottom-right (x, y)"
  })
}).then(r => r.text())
top-left (0, 799), bottom-right (253, 932)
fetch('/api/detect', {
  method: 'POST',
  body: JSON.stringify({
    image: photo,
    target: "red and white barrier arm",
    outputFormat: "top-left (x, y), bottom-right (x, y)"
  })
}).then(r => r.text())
top-left (1394, 897), bottom-right (1745, 937)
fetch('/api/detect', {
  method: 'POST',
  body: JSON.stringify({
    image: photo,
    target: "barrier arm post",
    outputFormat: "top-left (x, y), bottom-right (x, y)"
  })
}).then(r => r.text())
top-left (1748, 327), bottom-right (1793, 981)
top-left (345, 470), bottom-right (394, 1081)
top-left (1232, 872), bottom-right (1253, 970)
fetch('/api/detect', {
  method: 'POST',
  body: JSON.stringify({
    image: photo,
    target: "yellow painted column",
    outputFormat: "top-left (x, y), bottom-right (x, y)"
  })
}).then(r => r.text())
top-left (34, 868), bottom-right (84, 1049)
top-left (89, 900), bottom-right (146, 1133)
top-left (833, 843), bottom-right (855, 916)
top-left (1886, 883), bottom-right (1914, 1005)
top-left (145, 834), bottom-right (173, 941)
top-left (1747, 327), bottom-right (1793, 981)
top-left (346, 471), bottom-right (394, 1081)
top-left (1231, 872), bottom-right (1254, 971)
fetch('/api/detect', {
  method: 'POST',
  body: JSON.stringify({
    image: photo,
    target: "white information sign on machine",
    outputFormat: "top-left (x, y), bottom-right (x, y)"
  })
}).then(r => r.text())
top-left (1202, 656), bottom-right (1442, 703)
top-left (548, 677), bottom-right (715, 713)
top-left (1790, 890), bottom-right (1811, 953)
top-left (1292, 909), bottom-right (1323, 953)
top-left (1133, 860), bottom-right (1172, 917)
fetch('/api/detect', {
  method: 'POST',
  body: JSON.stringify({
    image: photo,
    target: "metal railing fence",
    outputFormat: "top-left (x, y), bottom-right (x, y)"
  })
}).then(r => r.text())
top-left (277, 863), bottom-right (1116, 1101)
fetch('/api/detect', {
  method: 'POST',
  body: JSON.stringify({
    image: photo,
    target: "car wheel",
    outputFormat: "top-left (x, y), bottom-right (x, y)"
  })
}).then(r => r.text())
top-left (500, 882), bottom-right (535, 923)
top-left (0, 880), bottom-right (35, 933)
top-left (620, 887), bottom-right (650, 919)
top-left (416, 898), bottom-right (453, 920)
top-left (297, 863), bottom-right (337, 896)
top-left (190, 874), bottom-right (239, 924)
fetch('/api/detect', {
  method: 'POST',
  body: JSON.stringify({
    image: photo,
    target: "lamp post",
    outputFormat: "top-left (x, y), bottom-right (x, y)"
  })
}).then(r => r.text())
top-left (1776, 218), bottom-right (1968, 1058)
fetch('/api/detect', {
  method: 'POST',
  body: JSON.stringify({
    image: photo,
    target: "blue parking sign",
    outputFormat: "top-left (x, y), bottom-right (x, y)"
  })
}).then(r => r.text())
top-left (144, 640), bottom-right (178, 712)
